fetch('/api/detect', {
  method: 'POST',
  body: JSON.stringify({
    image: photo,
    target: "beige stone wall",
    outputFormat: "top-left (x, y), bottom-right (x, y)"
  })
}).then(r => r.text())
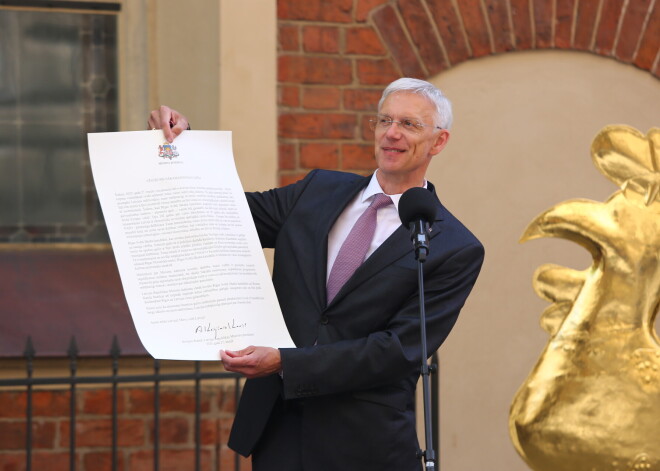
top-left (428, 50), bottom-right (660, 470)
top-left (118, 0), bottom-right (277, 193)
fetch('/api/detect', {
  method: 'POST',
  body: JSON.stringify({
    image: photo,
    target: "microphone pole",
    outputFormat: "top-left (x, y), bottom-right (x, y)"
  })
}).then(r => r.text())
top-left (399, 188), bottom-right (437, 470)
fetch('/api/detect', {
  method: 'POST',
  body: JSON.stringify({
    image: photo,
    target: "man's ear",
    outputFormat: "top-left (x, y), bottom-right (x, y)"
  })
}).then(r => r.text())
top-left (430, 129), bottom-right (450, 156)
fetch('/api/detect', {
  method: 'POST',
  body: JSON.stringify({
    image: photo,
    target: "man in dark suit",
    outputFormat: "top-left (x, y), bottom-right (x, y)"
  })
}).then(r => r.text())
top-left (149, 78), bottom-right (484, 470)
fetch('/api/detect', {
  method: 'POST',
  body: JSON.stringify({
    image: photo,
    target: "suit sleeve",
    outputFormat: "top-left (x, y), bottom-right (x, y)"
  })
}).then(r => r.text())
top-left (244, 170), bottom-right (319, 248)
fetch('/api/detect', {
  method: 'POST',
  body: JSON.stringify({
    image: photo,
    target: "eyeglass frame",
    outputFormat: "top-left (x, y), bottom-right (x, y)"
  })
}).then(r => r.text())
top-left (368, 114), bottom-right (443, 134)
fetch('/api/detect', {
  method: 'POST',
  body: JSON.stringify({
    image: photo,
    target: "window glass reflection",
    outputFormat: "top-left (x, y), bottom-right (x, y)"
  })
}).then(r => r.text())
top-left (0, 8), bottom-right (118, 243)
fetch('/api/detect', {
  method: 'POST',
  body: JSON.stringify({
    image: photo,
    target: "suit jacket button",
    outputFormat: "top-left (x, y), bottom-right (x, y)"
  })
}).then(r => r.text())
top-left (320, 316), bottom-right (329, 325)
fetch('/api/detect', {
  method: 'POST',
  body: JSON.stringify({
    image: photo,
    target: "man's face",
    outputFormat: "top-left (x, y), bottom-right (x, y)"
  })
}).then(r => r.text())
top-left (374, 92), bottom-right (449, 187)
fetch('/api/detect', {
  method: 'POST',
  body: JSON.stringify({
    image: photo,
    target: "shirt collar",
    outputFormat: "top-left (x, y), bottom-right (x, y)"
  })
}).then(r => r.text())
top-left (362, 170), bottom-right (428, 210)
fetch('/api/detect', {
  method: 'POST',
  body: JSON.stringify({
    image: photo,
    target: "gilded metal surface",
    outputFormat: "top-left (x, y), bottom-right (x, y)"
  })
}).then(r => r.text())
top-left (509, 125), bottom-right (660, 471)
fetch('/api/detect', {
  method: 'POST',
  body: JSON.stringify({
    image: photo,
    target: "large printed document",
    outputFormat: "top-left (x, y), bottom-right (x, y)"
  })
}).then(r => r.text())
top-left (88, 131), bottom-right (295, 360)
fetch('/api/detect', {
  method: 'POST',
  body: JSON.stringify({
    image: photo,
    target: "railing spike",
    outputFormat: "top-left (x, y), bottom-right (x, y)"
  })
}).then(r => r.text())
top-left (24, 336), bottom-right (35, 360)
top-left (67, 336), bottom-right (79, 358)
top-left (110, 335), bottom-right (121, 358)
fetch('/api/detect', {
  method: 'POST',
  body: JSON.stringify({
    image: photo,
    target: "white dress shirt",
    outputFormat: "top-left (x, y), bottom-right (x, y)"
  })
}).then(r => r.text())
top-left (326, 171), bottom-right (426, 282)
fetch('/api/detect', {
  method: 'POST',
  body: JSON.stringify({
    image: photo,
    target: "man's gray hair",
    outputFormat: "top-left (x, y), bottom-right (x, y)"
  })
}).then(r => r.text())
top-left (378, 78), bottom-right (453, 130)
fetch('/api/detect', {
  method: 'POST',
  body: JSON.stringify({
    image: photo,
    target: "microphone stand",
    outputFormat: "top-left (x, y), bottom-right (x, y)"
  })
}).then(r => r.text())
top-left (410, 219), bottom-right (436, 470)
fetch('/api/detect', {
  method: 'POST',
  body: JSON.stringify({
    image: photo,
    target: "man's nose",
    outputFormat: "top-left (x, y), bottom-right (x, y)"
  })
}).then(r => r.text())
top-left (384, 122), bottom-right (403, 138)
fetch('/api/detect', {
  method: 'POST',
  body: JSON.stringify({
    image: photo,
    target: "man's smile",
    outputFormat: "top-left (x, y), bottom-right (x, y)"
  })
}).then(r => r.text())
top-left (382, 146), bottom-right (406, 153)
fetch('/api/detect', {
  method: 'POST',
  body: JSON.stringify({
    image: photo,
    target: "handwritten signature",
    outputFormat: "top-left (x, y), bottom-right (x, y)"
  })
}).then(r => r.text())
top-left (195, 319), bottom-right (247, 339)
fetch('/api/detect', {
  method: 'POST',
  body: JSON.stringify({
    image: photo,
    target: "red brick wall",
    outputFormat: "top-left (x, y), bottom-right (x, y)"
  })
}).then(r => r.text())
top-left (0, 386), bottom-right (250, 471)
top-left (277, 0), bottom-right (659, 185)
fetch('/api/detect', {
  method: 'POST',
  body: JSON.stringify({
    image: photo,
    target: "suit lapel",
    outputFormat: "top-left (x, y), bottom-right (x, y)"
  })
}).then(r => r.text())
top-left (310, 176), bottom-right (370, 308)
top-left (326, 186), bottom-right (445, 308)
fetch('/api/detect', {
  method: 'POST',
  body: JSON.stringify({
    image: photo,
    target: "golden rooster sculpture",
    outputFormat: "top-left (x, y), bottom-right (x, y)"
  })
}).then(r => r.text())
top-left (509, 125), bottom-right (660, 471)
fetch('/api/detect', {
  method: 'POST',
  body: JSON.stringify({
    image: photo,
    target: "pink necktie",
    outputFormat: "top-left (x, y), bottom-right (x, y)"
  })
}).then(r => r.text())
top-left (326, 193), bottom-right (393, 303)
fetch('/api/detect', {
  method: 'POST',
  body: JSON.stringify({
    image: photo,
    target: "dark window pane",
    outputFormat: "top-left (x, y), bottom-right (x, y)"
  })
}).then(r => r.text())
top-left (0, 125), bottom-right (20, 225)
top-left (0, 7), bottom-right (118, 243)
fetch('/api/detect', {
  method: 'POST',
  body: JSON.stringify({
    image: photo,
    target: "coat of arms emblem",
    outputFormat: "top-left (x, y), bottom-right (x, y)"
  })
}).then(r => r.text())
top-left (158, 142), bottom-right (179, 160)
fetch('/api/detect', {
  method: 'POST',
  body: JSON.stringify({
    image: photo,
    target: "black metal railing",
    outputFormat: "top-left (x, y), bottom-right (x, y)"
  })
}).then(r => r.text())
top-left (1, 337), bottom-right (440, 470)
top-left (0, 336), bottom-right (242, 471)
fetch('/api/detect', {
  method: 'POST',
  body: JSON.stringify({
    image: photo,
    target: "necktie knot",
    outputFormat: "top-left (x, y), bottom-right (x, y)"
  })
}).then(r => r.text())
top-left (370, 193), bottom-right (393, 211)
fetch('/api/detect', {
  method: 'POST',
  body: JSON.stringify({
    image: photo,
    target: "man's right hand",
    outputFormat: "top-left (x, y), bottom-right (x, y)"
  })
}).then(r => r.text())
top-left (147, 105), bottom-right (189, 143)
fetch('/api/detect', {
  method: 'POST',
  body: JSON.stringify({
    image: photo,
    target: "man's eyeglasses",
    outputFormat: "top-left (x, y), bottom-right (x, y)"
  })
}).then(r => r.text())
top-left (368, 114), bottom-right (442, 134)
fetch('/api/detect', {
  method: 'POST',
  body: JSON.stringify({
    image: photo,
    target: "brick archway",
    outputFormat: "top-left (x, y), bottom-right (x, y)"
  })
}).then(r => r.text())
top-left (277, 0), bottom-right (659, 185)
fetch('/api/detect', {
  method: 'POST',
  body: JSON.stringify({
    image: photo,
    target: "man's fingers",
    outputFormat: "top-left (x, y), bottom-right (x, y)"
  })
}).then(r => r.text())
top-left (220, 346), bottom-right (281, 379)
top-left (225, 346), bottom-right (255, 357)
top-left (146, 105), bottom-right (189, 143)
top-left (158, 105), bottom-right (172, 128)
top-left (170, 120), bottom-right (188, 140)
top-left (157, 106), bottom-right (175, 142)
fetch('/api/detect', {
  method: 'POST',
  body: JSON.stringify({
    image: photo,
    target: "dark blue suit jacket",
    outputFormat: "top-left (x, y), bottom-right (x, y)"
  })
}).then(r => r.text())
top-left (228, 170), bottom-right (484, 470)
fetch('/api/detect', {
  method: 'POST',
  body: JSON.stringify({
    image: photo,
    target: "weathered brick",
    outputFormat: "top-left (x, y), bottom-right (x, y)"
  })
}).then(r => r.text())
top-left (345, 26), bottom-right (386, 55)
top-left (484, 0), bottom-right (515, 52)
top-left (127, 388), bottom-right (154, 414)
top-left (533, 0), bottom-right (554, 48)
top-left (155, 417), bottom-right (189, 444)
top-left (343, 144), bottom-right (376, 170)
top-left (129, 449), bottom-right (213, 471)
top-left (300, 143), bottom-right (340, 168)
top-left (616, 0), bottom-right (653, 61)
top-left (303, 25), bottom-right (340, 53)
top-left (279, 173), bottom-right (309, 186)
top-left (356, 58), bottom-right (400, 85)
top-left (457, 0), bottom-right (492, 57)
top-left (356, 0), bottom-right (389, 22)
top-left (426, 0), bottom-right (471, 65)
top-left (32, 452), bottom-right (71, 471)
top-left (510, 0), bottom-right (534, 49)
top-left (573, 0), bottom-right (600, 50)
top-left (278, 56), bottom-right (352, 85)
top-left (218, 385), bottom-right (238, 413)
top-left (33, 390), bottom-right (69, 417)
top-left (60, 418), bottom-right (145, 447)
top-left (218, 416), bottom-right (234, 444)
top-left (80, 388), bottom-right (125, 415)
top-left (302, 87), bottom-right (341, 110)
top-left (279, 142), bottom-right (297, 170)
top-left (160, 389), bottom-right (207, 414)
top-left (555, 0), bottom-right (575, 48)
top-left (0, 392), bottom-right (25, 418)
top-left (130, 387), bottom-right (210, 415)
top-left (372, 4), bottom-right (425, 77)
top-left (279, 24), bottom-right (300, 51)
top-left (82, 451), bottom-right (125, 471)
top-left (279, 113), bottom-right (357, 139)
top-left (397, 0), bottom-right (448, 75)
top-left (361, 115), bottom-right (376, 140)
top-left (278, 0), bottom-right (353, 23)
top-left (0, 420), bottom-right (56, 449)
top-left (219, 445), bottom-right (252, 471)
top-left (343, 88), bottom-right (382, 111)
top-left (633, 4), bottom-right (660, 69)
top-left (594, 0), bottom-right (626, 55)
top-left (200, 418), bottom-right (218, 446)
top-left (279, 85), bottom-right (300, 107)
top-left (0, 453), bottom-right (24, 471)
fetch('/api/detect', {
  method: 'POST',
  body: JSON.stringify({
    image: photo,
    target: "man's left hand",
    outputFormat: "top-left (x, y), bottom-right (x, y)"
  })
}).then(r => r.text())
top-left (220, 346), bottom-right (282, 379)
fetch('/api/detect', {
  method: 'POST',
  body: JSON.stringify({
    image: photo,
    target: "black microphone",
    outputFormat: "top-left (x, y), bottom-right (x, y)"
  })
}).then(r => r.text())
top-left (398, 187), bottom-right (437, 261)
